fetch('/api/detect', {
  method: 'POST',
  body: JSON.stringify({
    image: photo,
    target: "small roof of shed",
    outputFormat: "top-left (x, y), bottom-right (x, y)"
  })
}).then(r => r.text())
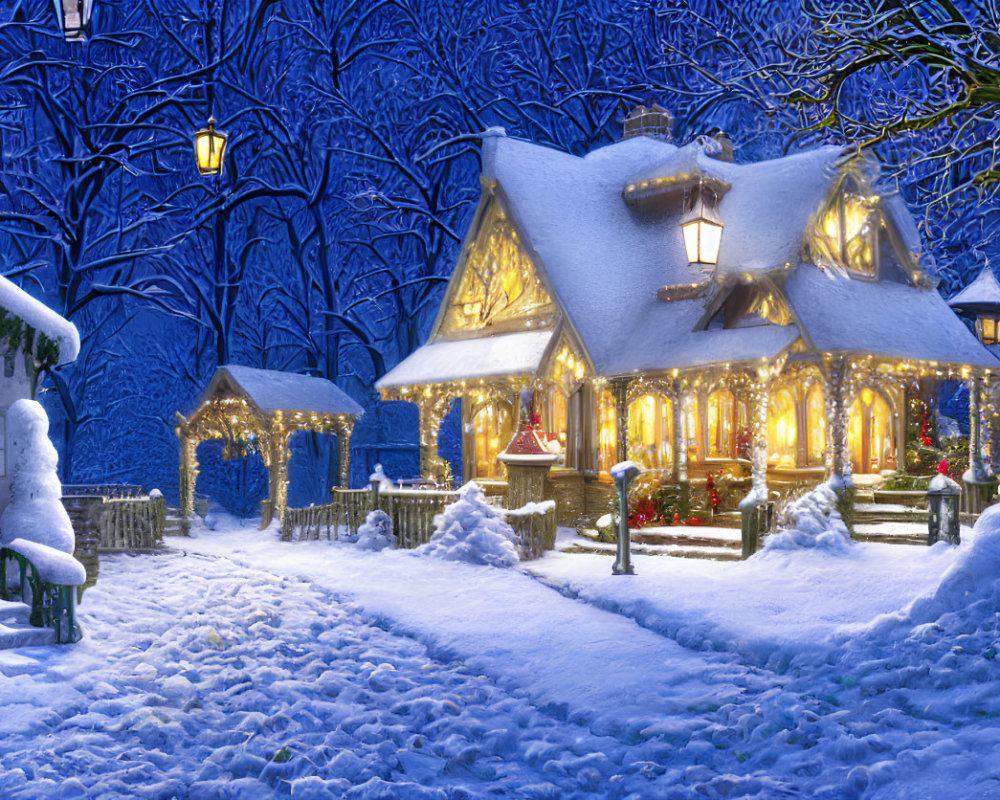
top-left (207, 365), bottom-right (364, 418)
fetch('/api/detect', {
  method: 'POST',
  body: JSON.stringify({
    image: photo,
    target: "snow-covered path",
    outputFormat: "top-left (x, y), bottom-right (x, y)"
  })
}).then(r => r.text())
top-left (4, 520), bottom-right (1000, 799)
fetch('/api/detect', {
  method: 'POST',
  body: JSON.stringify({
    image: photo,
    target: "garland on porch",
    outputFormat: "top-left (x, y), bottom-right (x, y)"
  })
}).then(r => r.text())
top-left (0, 308), bottom-right (61, 394)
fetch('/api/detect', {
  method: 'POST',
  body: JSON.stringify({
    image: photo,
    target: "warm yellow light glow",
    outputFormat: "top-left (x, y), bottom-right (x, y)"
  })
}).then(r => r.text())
top-left (767, 387), bottom-right (797, 468)
top-left (811, 183), bottom-right (876, 276)
top-left (194, 118), bottom-right (228, 176)
top-left (806, 383), bottom-right (826, 464)
top-left (849, 387), bottom-right (895, 474)
top-left (627, 393), bottom-right (673, 469)
top-left (443, 202), bottom-right (554, 334)
top-left (472, 401), bottom-right (513, 479)
top-left (598, 390), bottom-right (617, 477)
top-left (979, 315), bottom-right (998, 345)
top-left (681, 182), bottom-right (724, 267)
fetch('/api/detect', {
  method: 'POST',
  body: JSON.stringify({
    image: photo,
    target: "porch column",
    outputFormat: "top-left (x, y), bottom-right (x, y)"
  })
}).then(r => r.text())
top-left (824, 355), bottom-right (852, 487)
top-left (673, 386), bottom-right (689, 484)
top-left (267, 427), bottom-right (293, 523)
top-left (749, 372), bottom-right (769, 502)
top-left (608, 377), bottom-right (631, 465)
top-left (178, 430), bottom-right (198, 523)
top-left (337, 417), bottom-right (355, 488)
top-left (417, 394), bottom-right (453, 485)
top-left (968, 370), bottom-right (987, 482)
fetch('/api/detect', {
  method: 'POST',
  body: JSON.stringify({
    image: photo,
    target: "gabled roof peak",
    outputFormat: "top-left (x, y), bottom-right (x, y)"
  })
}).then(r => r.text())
top-left (949, 263), bottom-right (1000, 312)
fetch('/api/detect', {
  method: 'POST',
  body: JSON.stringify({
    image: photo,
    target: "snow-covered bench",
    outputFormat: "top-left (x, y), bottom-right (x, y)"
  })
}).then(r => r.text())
top-left (0, 538), bottom-right (85, 644)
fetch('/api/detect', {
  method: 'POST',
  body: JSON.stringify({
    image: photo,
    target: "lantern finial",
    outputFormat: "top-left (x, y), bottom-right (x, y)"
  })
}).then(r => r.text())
top-left (194, 117), bottom-right (228, 177)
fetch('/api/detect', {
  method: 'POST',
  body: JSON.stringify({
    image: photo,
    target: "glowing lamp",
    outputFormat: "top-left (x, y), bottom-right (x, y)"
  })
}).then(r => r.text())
top-left (681, 181), bottom-right (724, 270)
top-left (194, 118), bottom-right (228, 176)
top-left (54, 0), bottom-right (93, 42)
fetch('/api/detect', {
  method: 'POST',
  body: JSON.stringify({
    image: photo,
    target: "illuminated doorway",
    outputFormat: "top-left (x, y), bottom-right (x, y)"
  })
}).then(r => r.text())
top-left (598, 389), bottom-right (616, 478)
top-left (848, 388), bottom-right (895, 474)
top-left (806, 383), bottom-right (826, 465)
top-left (470, 400), bottom-right (515, 479)
top-left (627, 393), bottom-right (673, 469)
top-left (767, 387), bottom-right (797, 469)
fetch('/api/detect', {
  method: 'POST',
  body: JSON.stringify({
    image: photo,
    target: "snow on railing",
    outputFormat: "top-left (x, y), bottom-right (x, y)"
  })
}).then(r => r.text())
top-left (505, 500), bottom-right (556, 561)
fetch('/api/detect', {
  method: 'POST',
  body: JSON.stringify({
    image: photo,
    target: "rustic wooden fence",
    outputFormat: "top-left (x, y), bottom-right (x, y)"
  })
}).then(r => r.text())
top-left (62, 491), bottom-right (166, 553)
top-left (280, 485), bottom-right (555, 560)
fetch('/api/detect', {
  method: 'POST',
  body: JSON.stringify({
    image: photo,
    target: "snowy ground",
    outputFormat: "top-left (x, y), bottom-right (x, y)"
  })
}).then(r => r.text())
top-left (1, 514), bottom-right (1000, 798)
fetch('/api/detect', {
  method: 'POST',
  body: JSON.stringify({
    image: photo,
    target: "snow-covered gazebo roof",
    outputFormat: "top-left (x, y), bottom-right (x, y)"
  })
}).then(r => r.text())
top-left (948, 265), bottom-right (1000, 314)
top-left (0, 274), bottom-right (79, 365)
top-left (208, 365), bottom-right (364, 418)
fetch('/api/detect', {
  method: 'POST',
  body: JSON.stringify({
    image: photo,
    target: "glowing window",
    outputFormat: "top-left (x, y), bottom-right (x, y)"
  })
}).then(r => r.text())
top-left (811, 181), bottom-right (877, 277)
top-left (767, 387), bottom-right (797, 469)
top-left (627, 393), bottom-right (673, 469)
top-left (707, 390), bottom-right (735, 458)
top-left (442, 202), bottom-right (555, 333)
top-left (806, 383), bottom-right (826, 465)
top-left (598, 390), bottom-right (617, 477)
top-left (849, 388), bottom-right (895, 474)
top-left (471, 401), bottom-right (514, 479)
top-left (979, 316), bottom-right (999, 345)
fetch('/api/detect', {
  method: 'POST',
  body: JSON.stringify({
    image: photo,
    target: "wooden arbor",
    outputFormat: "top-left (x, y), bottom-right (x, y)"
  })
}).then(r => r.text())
top-left (175, 365), bottom-right (364, 528)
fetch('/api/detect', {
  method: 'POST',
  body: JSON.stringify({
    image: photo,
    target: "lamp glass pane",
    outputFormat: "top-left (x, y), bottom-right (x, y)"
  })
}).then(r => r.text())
top-left (682, 220), bottom-right (700, 264)
top-left (699, 221), bottom-right (723, 265)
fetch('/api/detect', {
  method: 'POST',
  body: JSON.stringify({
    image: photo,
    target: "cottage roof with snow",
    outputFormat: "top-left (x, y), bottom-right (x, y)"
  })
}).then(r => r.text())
top-left (378, 130), bottom-right (997, 391)
top-left (949, 265), bottom-right (1000, 314)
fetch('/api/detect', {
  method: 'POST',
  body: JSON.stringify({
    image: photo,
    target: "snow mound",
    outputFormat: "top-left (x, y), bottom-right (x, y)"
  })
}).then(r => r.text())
top-left (0, 399), bottom-right (74, 553)
top-left (5, 537), bottom-right (86, 585)
top-left (417, 482), bottom-right (518, 567)
top-left (356, 510), bottom-right (395, 551)
top-left (761, 482), bottom-right (853, 555)
top-left (897, 503), bottom-right (1000, 627)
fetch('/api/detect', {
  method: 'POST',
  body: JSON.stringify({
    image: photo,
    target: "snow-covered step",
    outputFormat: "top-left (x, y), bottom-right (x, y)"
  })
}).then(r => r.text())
top-left (852, 502), bottom-right (927, 524)
top-left (852, 522), bottom-right (928, 546)
top-left (0, 622), bottom-right (55, 649)
top-left (574, 527), bottom-right (742, 561)
top-left (163, 508), bottom-right (188, 536)
top-left (0, 598), bottom-right (31, 626)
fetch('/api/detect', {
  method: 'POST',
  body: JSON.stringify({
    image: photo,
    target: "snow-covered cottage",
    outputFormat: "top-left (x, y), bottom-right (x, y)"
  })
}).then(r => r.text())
top-left (376, 108), bottom-right (997, 520)
top-left (0, 276), bottom-right (78, 513)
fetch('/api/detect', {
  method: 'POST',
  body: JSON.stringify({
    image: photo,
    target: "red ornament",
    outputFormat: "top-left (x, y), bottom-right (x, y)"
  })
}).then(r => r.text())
top-left (921, 410), bottom-right (933, 447)
top-left (706, 473), bottom-right (720, 509)
top-left (671, 512), bottom-right (681, 526)
top-left (937, 458), bottom-right (948, 475)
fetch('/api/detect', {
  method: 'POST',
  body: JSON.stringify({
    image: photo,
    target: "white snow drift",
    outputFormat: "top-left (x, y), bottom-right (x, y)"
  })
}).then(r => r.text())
top-left (0, 399), bottom-right (74, 554)
top-left (762, 482), bottom-right (853, 554)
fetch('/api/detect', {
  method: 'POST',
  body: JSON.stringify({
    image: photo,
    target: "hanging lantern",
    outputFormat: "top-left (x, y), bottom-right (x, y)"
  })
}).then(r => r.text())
top-left (681, 180), bottom-right (724, 271)
top-left (54, 0), bottom-right (93, 42)
top-left (194, 117), bottom-right (228, 176)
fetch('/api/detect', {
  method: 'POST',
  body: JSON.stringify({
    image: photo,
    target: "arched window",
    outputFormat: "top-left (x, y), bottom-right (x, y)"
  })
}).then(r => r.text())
top-left (768, 387), bottom-right (797, 469)
top-left (471, 401), bottom-right (514, 479)
top-left (806, 383), bottom-right (826, 465)
top-left (849, 388), bottom-right (895, 474)
top-left (627, 393), bottom-right (673, 469)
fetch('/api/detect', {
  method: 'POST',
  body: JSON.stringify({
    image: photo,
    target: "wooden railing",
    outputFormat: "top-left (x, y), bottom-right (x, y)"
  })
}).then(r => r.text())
top-left (282, 485), bottom-right (554, 560)
top-left (62, 484), bottom-right (144, 499)
top-left (63, 492), bottom-right (165, 554)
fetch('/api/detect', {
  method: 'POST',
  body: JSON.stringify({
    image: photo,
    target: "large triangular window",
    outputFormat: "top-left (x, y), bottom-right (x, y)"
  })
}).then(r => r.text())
top-left (441, 201), bottom-right (556, 335)
top-left (810, 176), bottom-right (879, 278)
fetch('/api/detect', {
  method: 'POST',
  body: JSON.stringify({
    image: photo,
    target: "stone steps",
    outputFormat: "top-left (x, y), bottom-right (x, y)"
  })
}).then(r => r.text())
top-left (0, 600), bottom-right (55, 649)
top-left (576, 527), bottom-right (743, 561)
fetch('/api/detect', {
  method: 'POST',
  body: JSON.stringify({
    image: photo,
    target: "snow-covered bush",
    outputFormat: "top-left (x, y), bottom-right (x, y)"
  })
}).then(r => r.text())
top-left (356, 510), bottom-right (395, 551)
top-left (418, 482), bottom-right (519, 567)
top-left (0, 399), bottom-right (74, 553)
top-left (761, 482), bottom-right (853, 555)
